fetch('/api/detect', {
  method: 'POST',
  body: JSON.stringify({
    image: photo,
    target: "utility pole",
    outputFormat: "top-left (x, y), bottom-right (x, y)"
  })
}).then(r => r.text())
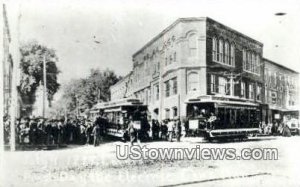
top-left (43, 55), bottom-right (47, 118)
top-left (0, 3), bottom-right (5, 155)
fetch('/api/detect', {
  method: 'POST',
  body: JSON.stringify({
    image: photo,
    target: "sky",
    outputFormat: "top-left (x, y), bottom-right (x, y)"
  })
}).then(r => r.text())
top-left (8, 0), bottom-right (300, 88)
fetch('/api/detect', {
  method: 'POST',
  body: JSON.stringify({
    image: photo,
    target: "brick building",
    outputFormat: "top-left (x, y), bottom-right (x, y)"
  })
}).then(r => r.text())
top-left (110, 17), bottom-right (298, 126)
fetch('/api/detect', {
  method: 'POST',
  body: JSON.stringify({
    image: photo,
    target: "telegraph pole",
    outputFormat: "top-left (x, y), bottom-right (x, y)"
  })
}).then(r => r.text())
top-left (0, 4), bottom-right (5, 154)
top-left (43, 55), bottom-right (47, 118)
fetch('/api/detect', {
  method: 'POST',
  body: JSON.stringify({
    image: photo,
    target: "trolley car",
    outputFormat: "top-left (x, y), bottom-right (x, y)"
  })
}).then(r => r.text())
top-left (186, 95), bottom-right (260, 141)
top-left (89, 98), bottom-right (149, 141)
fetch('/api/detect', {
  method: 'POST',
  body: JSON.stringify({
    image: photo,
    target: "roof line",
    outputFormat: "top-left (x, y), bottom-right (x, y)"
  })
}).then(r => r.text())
top-left (263, 58), bottom-right (299, 74)
top-left (132, 17), bottom-right (207, 58)
top-left (132, 17), bottom-right (264, 58)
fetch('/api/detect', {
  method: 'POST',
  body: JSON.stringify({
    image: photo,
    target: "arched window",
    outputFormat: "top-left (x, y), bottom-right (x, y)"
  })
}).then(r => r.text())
top-left (224, 41), bottom-right (229, 64)
top-left (219, 39), bottom-right (224, 62)
top-left (247, 51), bottom-right (252, 71)
top-left (242, 49), bottom-right (247, 70)
top-left (188, 33), bottom-right (197, 57)
top-left (187, 72), bottom-right (199, 92)
top-left (212, 37), bottom-right (218, 61)
top-left (230, 44), bottom-right (235, 66)
top-left (251, 53), bottom-right (256, 73)
top-left (256, 54), bottom-right (260, 74)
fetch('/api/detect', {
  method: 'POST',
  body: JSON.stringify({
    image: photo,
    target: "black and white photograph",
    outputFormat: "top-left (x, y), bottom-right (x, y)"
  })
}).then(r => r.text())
top-left (1, 0), bottom-right (300, 186)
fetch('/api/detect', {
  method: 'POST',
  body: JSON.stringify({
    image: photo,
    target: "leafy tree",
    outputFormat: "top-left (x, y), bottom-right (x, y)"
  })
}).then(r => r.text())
top-left (19, 41), bottom-right (60, 114)
top-left (59, 68), bottom-right (121, 115)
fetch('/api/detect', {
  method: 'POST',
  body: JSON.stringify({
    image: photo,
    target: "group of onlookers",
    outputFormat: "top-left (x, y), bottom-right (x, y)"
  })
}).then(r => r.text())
top-left (259, 121), bottom-right (293, 137)
top-left (3, 114), bottom-right (297, 149)
top-left (3, 115), bottom-right (108, 148)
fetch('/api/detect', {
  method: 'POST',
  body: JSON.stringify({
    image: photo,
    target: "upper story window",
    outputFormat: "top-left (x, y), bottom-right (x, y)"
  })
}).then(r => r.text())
top-left (172, 77), bottom-right (178, 95)
top-left (212, 37), bottom-right (218, 61)
top-left (188, 33), bottom-right (197, 57)
top-left (243, 49), bottom-right (261, 75)
top-left (224, 41), bottom-right (230, 64)
top-left (169, 55), bottom-right (173, 64)
top-left (241, 81), bottom-right (246, 97)
top-left (249, 83), bottom-right (254, 100)
top-left (173, 107), bottom-right (178, 117)
top-left (211, 74), bottom-right (217, 93)
top-left (154, 84), bottom-right (159, 100)
top-left (165, 80), bottom-right (170, 97)
top-left (212, 37), bottom-right (234, 67)
top-left (230, 44), bottom-right (235, 66)
top-left (218, 77), bottom-right (228, 95)
top-left (256, 84), bottom-right (261, 101)
top-left (165, 108), bottom-right (170, 119)
top-left (187, 72), bottom-right (199, 92)
top-left (218, 39), bottom-right (224, 62)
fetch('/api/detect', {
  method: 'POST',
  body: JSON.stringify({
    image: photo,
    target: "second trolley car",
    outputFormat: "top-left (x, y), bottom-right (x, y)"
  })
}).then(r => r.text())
top-left (90, 98), bottom-right (150, 141)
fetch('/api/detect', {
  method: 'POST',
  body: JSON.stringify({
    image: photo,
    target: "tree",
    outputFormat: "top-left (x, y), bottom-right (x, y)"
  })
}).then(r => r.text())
top-left (59, 68), bottom-right (121, 116)
top-left (19, 41), bottom-right (60, 114)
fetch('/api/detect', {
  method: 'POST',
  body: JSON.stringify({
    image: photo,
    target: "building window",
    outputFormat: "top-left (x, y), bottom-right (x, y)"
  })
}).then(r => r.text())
top-left (249, 83), bottom-right (254, 99)
top-left (256, 84), bottom-right (261, 101)
top-left (271, 92), bottom-right (277, 104)
top-left (211, 74), bottom-right (217, 93)
top-left (169, 55), bottom-right (173, 64)
top-left (243, 49), bottom-right (247, 70)
top-left (243, 50), bottom-right (260, 75)
top-left (165, 81), bottom-right (170, 97)
top-left (218, 77), bottom-right (227, 95)
top-left (187, 72), bottom-right (199, 92)
top-left (172, 77), bottom-right (178, 95)
top-left (241, 81), bottom-right (246, 97)
top-left (218, 39), bottom-right (223, 62)
top-left (230, 44), bottom-right (235, 66)
top-left (188, 33), bottom-right (197, 57)
top-left (224, 41), bottom-right (230, 65)
top-left (155, 84), bottom-right (159, 100)
top-left (173, 107), bottom-right (178, 117)
top-left (212, 37), bottom-right (218, 61)
top-left (165, 108), bottom-right (170, 119)
top-left (212, 38), bottom-right (234, 67)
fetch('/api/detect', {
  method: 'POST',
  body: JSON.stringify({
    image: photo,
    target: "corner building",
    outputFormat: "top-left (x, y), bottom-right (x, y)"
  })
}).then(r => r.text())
top-left (110, 17), bottom-right (296, 127)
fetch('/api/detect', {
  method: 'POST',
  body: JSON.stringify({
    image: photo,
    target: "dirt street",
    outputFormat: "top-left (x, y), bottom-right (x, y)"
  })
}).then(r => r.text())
top-left (2, 136), bottom-right (300, 187)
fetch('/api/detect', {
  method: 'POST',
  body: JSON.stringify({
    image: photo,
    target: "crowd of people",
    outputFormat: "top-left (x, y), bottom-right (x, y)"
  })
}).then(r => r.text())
top-left (2, 113), bottom-right (297, 149)
top-left (3, 114), bottom-right (108, 148)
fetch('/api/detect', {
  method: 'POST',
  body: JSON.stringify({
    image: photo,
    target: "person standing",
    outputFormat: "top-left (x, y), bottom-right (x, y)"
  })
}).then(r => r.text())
top-left (85, 120), bottom-right (93, 145)
top-left (175, 118), bottom-right (182, 142)
top-left (92, 123), bottom-right (100, 147)
top-left (127, 116), bottom-right (136, 145)
top-left (167, 119), bottom-right (175, 142)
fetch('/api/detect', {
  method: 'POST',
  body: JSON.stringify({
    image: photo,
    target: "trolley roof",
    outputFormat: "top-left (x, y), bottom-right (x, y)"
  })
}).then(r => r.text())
top-left (91, 98), bottom-right (146, 111)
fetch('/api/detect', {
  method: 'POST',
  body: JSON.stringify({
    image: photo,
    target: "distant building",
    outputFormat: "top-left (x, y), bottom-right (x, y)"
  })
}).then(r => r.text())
top-left (264, 58), bottom-right (299, 123)
top-left (110, 17), bottom-right (299, 125)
